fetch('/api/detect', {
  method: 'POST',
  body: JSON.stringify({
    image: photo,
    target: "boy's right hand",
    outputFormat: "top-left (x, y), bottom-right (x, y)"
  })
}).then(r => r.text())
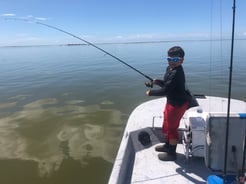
top-left (152, 79), bottom-right (158, 84)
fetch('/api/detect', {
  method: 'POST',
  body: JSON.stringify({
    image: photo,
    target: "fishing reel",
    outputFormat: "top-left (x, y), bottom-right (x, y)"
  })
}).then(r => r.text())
top-left (145, 81), bottom-right (153, 88)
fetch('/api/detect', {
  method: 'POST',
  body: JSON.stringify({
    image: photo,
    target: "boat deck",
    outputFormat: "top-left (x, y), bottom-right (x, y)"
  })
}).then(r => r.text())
top-left (109, 96), bottom-right (246, 184)
top-left (129, 127), bottom-right (211, 184)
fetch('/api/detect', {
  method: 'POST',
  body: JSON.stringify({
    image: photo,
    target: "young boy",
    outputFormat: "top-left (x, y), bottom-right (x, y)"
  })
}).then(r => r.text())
top-left (146, 46), bottom-right (188, 161)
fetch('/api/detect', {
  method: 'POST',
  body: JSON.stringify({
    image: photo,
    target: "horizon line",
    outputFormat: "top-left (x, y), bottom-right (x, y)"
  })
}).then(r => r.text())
top-left (1, 38), bottom-right (246, 48)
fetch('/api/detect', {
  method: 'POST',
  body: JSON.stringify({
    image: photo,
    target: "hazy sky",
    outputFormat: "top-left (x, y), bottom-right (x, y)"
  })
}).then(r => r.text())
top-left (1, 0), bottom-right (245, 46)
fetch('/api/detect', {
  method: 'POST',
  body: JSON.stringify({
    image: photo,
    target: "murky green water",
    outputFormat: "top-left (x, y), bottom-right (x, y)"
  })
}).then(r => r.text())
top-left (0, 41), bottom-right (245, 184)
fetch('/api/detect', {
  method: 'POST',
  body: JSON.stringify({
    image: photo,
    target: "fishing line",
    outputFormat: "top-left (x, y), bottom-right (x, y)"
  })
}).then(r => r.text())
top-left (6, 18), bottom-right (153, 87)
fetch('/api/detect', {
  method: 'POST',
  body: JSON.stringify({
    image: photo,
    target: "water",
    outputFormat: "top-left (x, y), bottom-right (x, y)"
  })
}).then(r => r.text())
top-left (0, 40), bottom-right (245, 184)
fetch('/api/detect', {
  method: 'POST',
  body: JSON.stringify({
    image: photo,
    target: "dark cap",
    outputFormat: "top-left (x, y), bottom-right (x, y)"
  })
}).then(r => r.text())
top-left (168, 46), bottom-right (185, 57)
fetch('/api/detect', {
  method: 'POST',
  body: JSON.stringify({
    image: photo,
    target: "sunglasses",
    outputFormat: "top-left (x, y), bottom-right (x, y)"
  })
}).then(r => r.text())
top-left (167, 57), bottom-right (181, 62)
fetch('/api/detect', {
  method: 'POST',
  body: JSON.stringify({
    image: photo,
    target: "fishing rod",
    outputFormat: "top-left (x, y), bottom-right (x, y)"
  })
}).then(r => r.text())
top-left (223, 0), bottom-right (236, 182)
top-left (15, 19), bottom-right (154, 87)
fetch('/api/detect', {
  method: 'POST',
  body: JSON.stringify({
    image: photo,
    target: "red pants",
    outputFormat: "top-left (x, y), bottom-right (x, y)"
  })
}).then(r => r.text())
top-left (163, 102), bottom-right (188, 142)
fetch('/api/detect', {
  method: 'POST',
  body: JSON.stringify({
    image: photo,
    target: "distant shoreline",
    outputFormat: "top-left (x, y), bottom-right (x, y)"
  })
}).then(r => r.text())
top-left (1, 38), bottom-right (246, 48)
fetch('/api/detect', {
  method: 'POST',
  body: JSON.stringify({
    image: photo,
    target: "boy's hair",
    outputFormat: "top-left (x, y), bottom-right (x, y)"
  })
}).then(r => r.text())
top-left (168, 46), bottom-right (185, 57)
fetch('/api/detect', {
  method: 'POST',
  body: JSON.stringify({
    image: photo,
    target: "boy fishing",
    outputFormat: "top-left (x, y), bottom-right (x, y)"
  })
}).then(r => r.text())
top-left (146, 46), bottom-right (189, 161)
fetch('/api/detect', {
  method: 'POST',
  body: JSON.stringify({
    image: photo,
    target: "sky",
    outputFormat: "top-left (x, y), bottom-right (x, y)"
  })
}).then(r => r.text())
top-left (0, 0), bottom-right (246, 46)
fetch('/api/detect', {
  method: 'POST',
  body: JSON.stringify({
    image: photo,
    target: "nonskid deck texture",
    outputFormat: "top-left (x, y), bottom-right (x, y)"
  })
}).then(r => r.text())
top-left (129, 128), bottom-right (211, 184)
top-left (108, 96), bottom-right (246, 184)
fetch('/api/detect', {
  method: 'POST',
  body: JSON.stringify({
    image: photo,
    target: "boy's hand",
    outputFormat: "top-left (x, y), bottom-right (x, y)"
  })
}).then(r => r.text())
top-left (146, 90), bottom-right (150, 96)
top-left (152, 79), bottom-right (160, 85)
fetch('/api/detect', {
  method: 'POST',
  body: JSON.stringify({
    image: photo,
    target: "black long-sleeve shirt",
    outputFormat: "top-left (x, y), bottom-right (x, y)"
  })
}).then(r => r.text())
top-left (148, 65), bottom-right (188, 106)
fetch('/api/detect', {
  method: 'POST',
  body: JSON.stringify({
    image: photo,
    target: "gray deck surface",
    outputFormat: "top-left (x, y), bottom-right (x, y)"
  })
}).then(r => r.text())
top-left (130, 128), bottom-right (211, 184)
